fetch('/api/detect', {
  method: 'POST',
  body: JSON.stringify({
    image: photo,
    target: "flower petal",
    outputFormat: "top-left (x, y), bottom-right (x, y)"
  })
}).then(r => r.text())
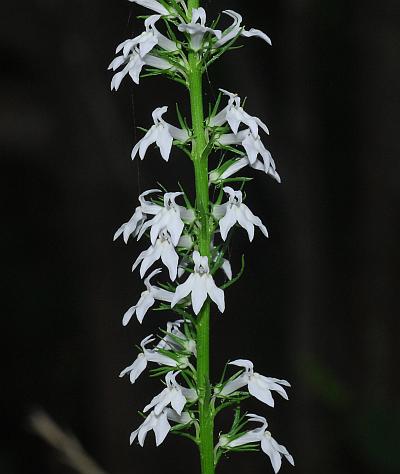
top-left (242, 28), bottom-right (272, 46)
top-left (153, 412), bottom-right (171, 446)
top-left (156, 124), bottom-right (174, 161)
top-left (160, 242), bottom-right (179, 281)
top-left (220, 373), bottom-right (248, 395)
top-left (151, 286), bottom-right (174, 303)
top-left (248, 378), bottom-right (275, 407)
top-left (166, 210), bottom-right (184, 246)
top-left (219, 207), bottom-right (237, 241)
top-left (237, 206), bottom-right (255, 241)
top-left (138, 126), bottom-right (158, 159)
top-left (206, 275), bottom-right (225, 313)
top-left (135, 293), bottom-right (155, 324)
top-left (229, 359), bottom-right (254, 371)
top-left (170, 390), bottom-right (187, 415)
top-left (145, 390), bottom-right (170, 415)
top-left (119, 354), bottom-right (147, 384)
top-left (122, 305), bottom-right (136, 326)
top-left (191, 274), bottom-right (208, 315)
top-left (243, 204), bottom-right (268, 238)
top-left (261, 437), bottom-right (282, 473)
top-left (171, 274), bottom-right (194, 308)
top-left (139, 244), bottom-right (162, 278)
top-left (228, 429), bottom-right (262, 447)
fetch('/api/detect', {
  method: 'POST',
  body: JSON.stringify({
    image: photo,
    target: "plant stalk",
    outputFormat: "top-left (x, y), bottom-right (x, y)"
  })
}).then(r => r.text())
top-left (187, 1), bottom-right (214, 472)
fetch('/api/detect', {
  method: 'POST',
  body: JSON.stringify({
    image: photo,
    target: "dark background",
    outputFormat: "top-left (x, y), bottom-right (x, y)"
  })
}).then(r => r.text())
top-left (2, 0), bottom-right (400, 473)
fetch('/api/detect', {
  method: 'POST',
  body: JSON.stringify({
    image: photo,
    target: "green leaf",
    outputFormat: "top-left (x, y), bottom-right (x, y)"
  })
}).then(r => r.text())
top-left (209, 91), bottom-right (223, 120)
top-left (176, 104), bottom-right (187, 131)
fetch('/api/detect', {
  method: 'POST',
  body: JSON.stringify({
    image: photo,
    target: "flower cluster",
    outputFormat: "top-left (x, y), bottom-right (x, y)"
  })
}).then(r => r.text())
top-left (111, 1), bottom-right (293, 472)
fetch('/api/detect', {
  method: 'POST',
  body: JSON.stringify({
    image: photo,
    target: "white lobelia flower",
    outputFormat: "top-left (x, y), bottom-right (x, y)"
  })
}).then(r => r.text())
top-left (220, 414), bottom-right (294, 473)
top-left (220, 359), bottom-right (290, 407)
top-left (132, 229), bottom-right (179, 281)
top-left (144, 371), bottom-right (198, 416)
top-left (210, 89), bottom-right (270, 137)
top-left (131, 409), bottom-right (170, 447)
top-left (117, 15), bottom-right (177, 60)
top-left (177, 244), bottom-right (232, 281)
top-left (209, 155), bottom-right (281, 184)
top-left (218, 128), bottom-right (273, 174)
top-left (131, 106), bottom-right (189, 162)
top-left (156, 320), bottom-right (197, 356)
top-left (108, 45), bottom-right (171, 91)
top-left (178, 7), bottom-right (222, 50)
top-left (122, 269), bottom-right (174, 325)
top-left (171, 251), bottom-right (225, 315)
top-left (130, 407), bottom-right (191, 447)
top-left (215, 10), bottom-right (272, 48)
top-left (137, 192), bottom-right (194, 247)
top-left (113, 189), bottom-right (161, 243)
top-left (213, 187), bottom-right (268, 242)
top-left (119, 335), bottom-right (186, 384)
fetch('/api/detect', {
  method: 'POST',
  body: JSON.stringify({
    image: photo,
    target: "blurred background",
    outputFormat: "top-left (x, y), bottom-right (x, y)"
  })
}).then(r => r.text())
top-left (2, 0), bottom-right (400, 473)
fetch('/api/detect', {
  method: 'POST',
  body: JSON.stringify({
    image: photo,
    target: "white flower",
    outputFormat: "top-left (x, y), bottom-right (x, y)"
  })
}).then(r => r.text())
top-left (138, 192), bottom-right (194, 247)
top-left (171, 251), bottom-right (225, 315)
top-left (113, 189), bottom-right (161, 243)
top-left (120, 334), bottom-right (190, 384)
top-left (128, 0), bottom-right (169, 16)
top-left (178, 7), bottom-right (222, 50)
top-left (215, 10), bottom-right (272, 48)
top-left (108, 45), bottom-right (171, 90)
top-left (209, 155), bottom-right (281, 184)
top-left (218, 128), bottom-right (273, 174)
top-left (213, 187), bottom-right (268, 242)
top-left (132, 229), bottom-right (179, 281)
top-left (220, 414), bottom-right (294, 473)
top-left (131, 409), bottom-right (170, 447)
top-left (156, 320), bottom-right (197, 356)
top-left (117, 15), bottom-right (177, 60)
top-left (131, 106), bottom-right (188, 162)
top-left (130, 406), bottom-right (191, 448)
top-left (210, 89), bottom-right (269, 137)
top-left (177, 245), bottom-right (232, 281)
top-left (220, 359), bottom-right (290, 407)
top-left (144, 371), bottom-right (198, 416)
top-left (123, 269), bottom-right (174, 325)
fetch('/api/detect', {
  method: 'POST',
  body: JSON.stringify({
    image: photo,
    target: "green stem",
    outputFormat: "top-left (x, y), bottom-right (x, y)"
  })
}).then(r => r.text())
top-left (187, 1), bottom-right (214, 473)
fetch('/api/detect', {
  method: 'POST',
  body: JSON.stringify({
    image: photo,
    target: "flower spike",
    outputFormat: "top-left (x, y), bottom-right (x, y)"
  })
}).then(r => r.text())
top-left (109, 2), bottom-right (293, 470)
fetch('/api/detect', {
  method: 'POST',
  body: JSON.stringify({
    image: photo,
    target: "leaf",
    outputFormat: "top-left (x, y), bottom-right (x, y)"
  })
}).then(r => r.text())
top-left (176, 104), bottom-right (187, 131)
